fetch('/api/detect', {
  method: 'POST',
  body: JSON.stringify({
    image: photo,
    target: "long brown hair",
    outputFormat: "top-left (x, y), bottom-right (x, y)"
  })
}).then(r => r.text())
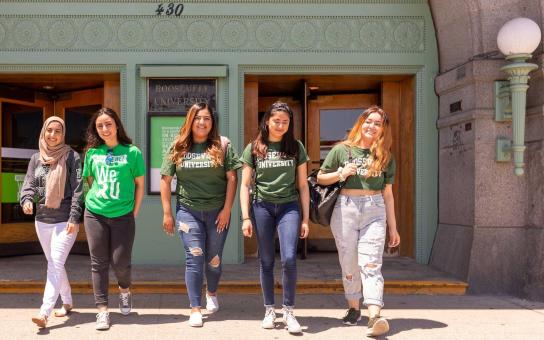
top-left (85, 108), bottom-right (132, 152)
top-left (342, 105), bottom-right (392, 177)
top-left (169, 103), bottom-right (223, 166)
top-left (252, 101), bottom-right (298, 159)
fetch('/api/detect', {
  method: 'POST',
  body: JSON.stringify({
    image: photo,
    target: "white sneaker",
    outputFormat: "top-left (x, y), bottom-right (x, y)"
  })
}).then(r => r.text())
top-left (282, 307), bottom-right (302, 334)
top-left (261, 307), bottom-right (276, 329)
top-left (206, 294), bottom-right (219, 313)
top-left (95, 311), bottom-right (110, 330)
top-left (189, 311), bottom-right (203, 327)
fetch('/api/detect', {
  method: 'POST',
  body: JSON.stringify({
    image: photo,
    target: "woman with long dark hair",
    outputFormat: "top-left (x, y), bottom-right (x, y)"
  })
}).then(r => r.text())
top-left (317, 105), bottom-right (400, 337)
top-left (160, 103), bottom-right (241, 327)
top-left (21, 116), bottom-right (83, 329)
top-left (239, 101), bottom-right (310, 334)
top-left (83, 108), bottom-right (145, 330)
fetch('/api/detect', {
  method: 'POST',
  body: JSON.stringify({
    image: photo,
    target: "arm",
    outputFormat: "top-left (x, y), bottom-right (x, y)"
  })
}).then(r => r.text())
top-left (296, 162), bottom-right (310, 239)
top-left (160, 175), bottom-right (175, 236)
top-left (133, 176), bottom-right (144, 218)
top-left (239, 164), bottom-right (254, 238)
top-left (316, 164), bottom-right (358, 185)
top-left (20, 154), bottom-right (37, 215)
top-left (216, 170), bottom-right (237, 232)
top-left (382, 184), bottom-right (400, 248)
top-left (67, 152), bottom-right (83, 234)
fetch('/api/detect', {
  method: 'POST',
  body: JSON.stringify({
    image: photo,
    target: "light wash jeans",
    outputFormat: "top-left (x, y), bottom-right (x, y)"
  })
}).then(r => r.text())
top-left (176, 204), bottom-right (229, 308)
top-left (330, 194), bottom-right (386, 307)
top-left (35, 220), bottom-right (78, 316)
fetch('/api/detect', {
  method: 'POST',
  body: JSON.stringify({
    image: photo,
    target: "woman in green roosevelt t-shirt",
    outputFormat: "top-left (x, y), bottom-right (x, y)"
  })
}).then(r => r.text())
top-left (160, 103), bottom-right (241, 328)
top-left (82, 108), bottom-right (145, 331)
top-left (239, 101), bottom-right (310, 334)
top-left (317, 105), bottom-right (400, 337)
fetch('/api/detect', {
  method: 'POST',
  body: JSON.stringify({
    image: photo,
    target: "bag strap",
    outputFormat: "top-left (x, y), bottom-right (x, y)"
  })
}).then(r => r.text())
top-left (251, 150), bottom-right (258, 203)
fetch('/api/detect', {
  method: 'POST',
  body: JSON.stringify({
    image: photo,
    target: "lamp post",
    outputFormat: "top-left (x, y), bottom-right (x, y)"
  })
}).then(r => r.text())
top-left (495, 17), bottom-right (541, 176)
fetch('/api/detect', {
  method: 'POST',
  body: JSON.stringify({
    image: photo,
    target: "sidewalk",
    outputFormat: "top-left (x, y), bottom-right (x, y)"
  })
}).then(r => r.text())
top-left (2, 293), bottom-right (543, 339)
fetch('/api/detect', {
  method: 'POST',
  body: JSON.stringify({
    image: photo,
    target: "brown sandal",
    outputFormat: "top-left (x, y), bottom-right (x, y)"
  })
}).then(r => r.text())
top-left (54, 304), bottom-right (73, 317)
top-left (31, 314), bottom-right (48, 328)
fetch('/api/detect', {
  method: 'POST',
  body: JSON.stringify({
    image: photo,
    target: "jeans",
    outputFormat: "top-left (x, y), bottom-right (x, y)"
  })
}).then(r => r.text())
top-left (84, 209), bottom-right (135, 307)
top-left (35, 220), bottom-right (78, 316)
top-left (176, 204), bottom-right (230, 308)
top-left (330, 194), bottom-right (387, 307)
top-left (252, 200), bottom-right (300, 308)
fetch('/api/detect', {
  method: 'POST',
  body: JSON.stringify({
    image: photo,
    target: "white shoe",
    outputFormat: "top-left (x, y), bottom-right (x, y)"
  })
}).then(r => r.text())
top-left (282, 307), bottom-right (302, 334)
top-left (95, 311), bottom-right (110, 330)
top-left (206, 294), bottom-right (219, 313)
top-left (366, 316), bottom-right (389, 337)
top-left (261, 307), bottom-right (276, 329)
top-left (189, 311), bottom-right (203, 327)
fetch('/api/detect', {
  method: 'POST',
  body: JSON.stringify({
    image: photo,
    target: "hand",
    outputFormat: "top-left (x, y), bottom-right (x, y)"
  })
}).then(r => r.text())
top-left (242, 219), bottom-right (253, 238)
top-left (65, 223), bottom-right (78, 234)
top-left (215, 208), bottom-right (231, 232)
top-left (299, 221), bottom-right (309, 239)
top-left (163, 214), bottom-right (174, 236)
top-left (341, 163), bottom-right (358, 179)
top-left (22, 201), bottom-right (33, 215)
top-left (388, 228), bottom-right (400, 248)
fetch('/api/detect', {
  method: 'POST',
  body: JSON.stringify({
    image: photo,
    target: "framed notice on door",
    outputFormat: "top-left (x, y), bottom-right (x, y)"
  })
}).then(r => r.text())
top-left (146, 78), bottom-right (217, 194)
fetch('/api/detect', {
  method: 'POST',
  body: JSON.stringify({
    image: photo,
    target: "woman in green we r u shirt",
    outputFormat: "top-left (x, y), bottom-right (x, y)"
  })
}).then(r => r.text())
top-left (83, 108), bottom-right (145, 331)
top-left (160, 103), bottom-right (241, 328)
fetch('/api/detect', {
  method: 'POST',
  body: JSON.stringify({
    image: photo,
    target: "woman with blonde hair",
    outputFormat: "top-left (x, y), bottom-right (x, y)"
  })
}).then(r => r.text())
top-left (160, 102), bottom-right (241, 327)
top-left (317, 105), bottom-right (400, 337)
top-left (20, 116), bottom-right (83, 328)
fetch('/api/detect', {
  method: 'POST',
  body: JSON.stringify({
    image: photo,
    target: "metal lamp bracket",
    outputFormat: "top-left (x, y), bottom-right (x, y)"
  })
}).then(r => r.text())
top-left (496, 137), bottom-right (512, 161)
top-left (494, 80), bottom-right (512, 121)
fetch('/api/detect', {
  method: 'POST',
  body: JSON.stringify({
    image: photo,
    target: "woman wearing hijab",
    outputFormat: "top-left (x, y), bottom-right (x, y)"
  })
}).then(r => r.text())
top-left (20, 116), bottom-right (84, 329)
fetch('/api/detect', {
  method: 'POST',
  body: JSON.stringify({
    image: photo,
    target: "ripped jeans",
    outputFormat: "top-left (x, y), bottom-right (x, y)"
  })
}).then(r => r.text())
top-left (176, 204), bottom-right (229, 308)
top-left (330, 194), bottom-right (387, 307)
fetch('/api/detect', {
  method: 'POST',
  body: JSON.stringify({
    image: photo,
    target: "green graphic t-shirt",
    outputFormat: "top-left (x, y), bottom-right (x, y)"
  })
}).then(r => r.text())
top-left (83, 144), bottom-right (145, 218)
top-left (160, 141), bottom-right (242, 210)
top-left (320, 144), bottom-right (395, 191)
top-left (241, 140), bottom-right (309, 204)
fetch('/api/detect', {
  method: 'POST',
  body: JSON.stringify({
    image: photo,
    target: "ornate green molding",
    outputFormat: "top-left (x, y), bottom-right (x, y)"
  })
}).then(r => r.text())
top-left (0, 1), bottom-right (427, 4)
top-left (0, 15), bottom-right (425, 53)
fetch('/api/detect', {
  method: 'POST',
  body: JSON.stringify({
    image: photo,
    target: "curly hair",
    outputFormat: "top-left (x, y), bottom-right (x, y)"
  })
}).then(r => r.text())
top-left (342, 105), bottom-right (392, 177)
top-left (169, 103), bottom-right (224, 167)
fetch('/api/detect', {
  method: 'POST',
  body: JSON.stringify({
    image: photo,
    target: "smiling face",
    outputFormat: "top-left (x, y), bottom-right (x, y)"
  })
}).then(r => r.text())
top-left (95, 113), bottom-right (118, 145)
top-left (266, 110), bottom-right (290, 142)
top-left (191, 108), bottom-right (213, 142)
top-left (361, 112), bottom-right (384, 144)
top-left (44, 121), bottom-right (63, 148)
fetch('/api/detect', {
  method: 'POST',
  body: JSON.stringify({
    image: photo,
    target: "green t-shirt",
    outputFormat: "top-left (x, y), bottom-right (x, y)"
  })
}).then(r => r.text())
top-left (320, 144), bottom-right (395, 190)
top-left (160, 141), bottom-right (242, 210)
top-left (83, 144), bottom-right (146, 218)
top-left (241, 140), bottom-right (309, 204)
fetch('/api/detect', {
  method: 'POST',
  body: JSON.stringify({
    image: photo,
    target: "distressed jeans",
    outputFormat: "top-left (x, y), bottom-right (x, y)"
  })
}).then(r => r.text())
top-left (35, 220), bottom-right (78, 316)
top-left (176, 204), bottom-right (229, 308)
top-left (252, 200), bottom-right (300, 308)
top-left (330, 194), bottom-right (387, 307)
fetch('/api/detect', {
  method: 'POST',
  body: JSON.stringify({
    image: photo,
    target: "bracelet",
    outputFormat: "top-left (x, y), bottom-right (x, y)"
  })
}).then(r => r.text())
top-left (242, 217), bottom-right (251, 221)
top-left (337, 167), bottom-right (345, 182)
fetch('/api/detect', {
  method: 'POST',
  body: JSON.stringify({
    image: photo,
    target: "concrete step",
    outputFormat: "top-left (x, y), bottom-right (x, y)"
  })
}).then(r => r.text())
top-left (0, 279), bottom-right (467, 295)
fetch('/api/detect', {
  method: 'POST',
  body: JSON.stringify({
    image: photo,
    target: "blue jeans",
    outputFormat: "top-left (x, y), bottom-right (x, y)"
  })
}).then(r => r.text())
top-left (252, 200), bottom-right (300, 308)
top-left (176, 204), bottom-right (230, 308)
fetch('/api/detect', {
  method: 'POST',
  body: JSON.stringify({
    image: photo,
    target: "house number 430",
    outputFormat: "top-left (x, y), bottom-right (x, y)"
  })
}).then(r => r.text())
top-left (156, 3), bottom-right (184, 16)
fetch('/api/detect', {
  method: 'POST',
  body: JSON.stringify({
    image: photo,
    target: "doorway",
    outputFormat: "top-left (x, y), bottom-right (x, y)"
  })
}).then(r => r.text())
top-left (0, 73), bottom-right (120, 256)
top-left (244, 74), bottom-right (415, 258)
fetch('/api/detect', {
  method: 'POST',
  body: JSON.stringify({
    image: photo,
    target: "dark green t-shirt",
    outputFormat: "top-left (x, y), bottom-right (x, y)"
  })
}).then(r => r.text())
top-left (83, 144), bottom-right (146, 218)
top-left (320, 144), bottom-right (395, 190)
top-left (160, 141), bottom-right (242, 210)
top-left (241, 140), bottom-right (309, 204)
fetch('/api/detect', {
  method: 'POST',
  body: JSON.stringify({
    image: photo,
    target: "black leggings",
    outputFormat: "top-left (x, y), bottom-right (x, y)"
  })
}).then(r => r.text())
top-left (84, 209), bottom-right (135, 307)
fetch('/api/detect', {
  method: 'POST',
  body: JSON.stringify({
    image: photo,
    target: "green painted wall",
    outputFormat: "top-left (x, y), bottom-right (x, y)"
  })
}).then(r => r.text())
top-left (0, 0), bottom-right (438, 265)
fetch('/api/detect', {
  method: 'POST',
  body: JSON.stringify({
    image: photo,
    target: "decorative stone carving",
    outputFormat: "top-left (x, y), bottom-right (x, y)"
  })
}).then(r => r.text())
top-left (256, 21), bottom-right (283, 48)
top-left (325, 21), bottom-right (351, 48)
top-left (290, 21), bottom-right (317, 48)
top-left (187, 20), bottom-right (213, 47)
top-left (49, 20), bottom-right (77, 48)
top-left (221, 21), bottom-right (247, 48)
top-left (14, 21), bottom-right (41, 47)
top-left (118, 20), bottom-right (145, 48)
top-left (360, 21), bottom-right (387, 49)
top-left (394, 21), bottom-right (422, 49)
top-left (0, 23), bottom-right (5, 45)
top-left (83, 20), bottom-right (112, 47)
top-left (152, 21), bottom-right (178, 48)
